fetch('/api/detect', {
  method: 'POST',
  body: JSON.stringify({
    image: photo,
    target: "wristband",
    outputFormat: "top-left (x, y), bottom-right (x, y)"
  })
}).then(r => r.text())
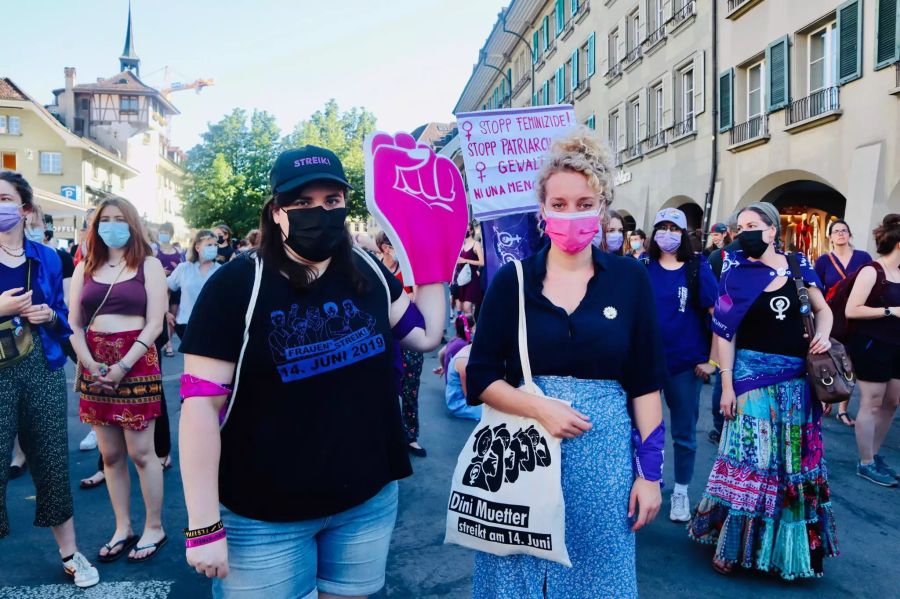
top-left (185, 528), bottom-right (226, 548)
top-left (135, 339), bottom-right (151, 350)
top-left (115, 361), bottom-right (131, 375)
top-left (631, 422), bottom-right (665, 483)
top-left (719, 368), bottom-right (733, 374)
top-left (184, 520), bottom-right (224, 539)
top-left (707, 359), bottom-right (720, 369)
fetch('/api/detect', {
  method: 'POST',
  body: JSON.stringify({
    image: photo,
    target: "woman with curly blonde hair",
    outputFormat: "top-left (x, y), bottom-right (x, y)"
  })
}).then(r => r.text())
top-left (466, 127), bottom-right (666, 597)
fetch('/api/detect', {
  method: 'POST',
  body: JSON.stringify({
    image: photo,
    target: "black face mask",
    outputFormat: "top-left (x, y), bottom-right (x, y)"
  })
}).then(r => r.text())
top-left (217, 235), bottom-right (225, 244)
top-left (738, 229), bottom-right (770, 258)
top-left (282, 206), bottom-right (347, 262)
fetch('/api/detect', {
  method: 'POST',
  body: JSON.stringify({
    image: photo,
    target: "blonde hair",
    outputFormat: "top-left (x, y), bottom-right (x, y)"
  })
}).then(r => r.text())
top-left (536, 126), bottom-right (615, 205)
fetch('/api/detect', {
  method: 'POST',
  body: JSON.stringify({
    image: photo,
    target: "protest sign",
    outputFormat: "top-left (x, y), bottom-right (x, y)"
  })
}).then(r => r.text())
top-left (456, 105), bottom-right (575, 220)
top-left (364, 131), bottom-right (470, 286)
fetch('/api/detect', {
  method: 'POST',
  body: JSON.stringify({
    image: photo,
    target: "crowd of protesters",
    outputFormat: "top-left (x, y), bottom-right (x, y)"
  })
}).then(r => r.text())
top-left (0, 126), bottom-right (898, 597)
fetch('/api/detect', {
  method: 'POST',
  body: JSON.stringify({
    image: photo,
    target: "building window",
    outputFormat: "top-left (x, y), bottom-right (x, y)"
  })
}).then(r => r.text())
top-left (550, 74), bottom-right (558, 103)
top-left (747, 61), bottom-right (765, 118)
top-left (648, 0), bottom-right (664, 35)
top-left (586, 33), bottom-right (596, 77)
top-left (681, 67), bottom-right (695, 122)
top-left (120, 95), bottom-right (139, 114)
top-left (628, 98), bottom-right (642, 147)
top-left (0, 116), bottom-right (5, 134)
top-left (809, 22), bottom-right (837, 93)
top-left (609, 111), bottom-right (620, 153)
top-left (650, 83), bottom-right (664, 134)
top-left (80, 98), bottom-right (90, 111)
top-left (609, 28), bottom-right (619, 66)
top-left (542, 15), bottom-right (550, 51)
top-left (6, 116), bottom-right (20, 135)
top-left (555, 0), bottom-right (566, 37)
top-left (39, 151), bottom-right (62, 175)
top-left (628, 10), bottom-right (641, 51)
top-left (2, 152), bottom-right (16, 170)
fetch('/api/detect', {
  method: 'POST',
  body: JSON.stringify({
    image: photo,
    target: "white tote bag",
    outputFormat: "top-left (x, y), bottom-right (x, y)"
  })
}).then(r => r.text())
top-left (455, 263), bottom-right (472, 287)
top-left (444, 261), bottom-right (571, 566)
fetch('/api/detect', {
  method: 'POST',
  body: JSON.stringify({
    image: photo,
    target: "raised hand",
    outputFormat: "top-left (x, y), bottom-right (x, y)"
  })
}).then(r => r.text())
top-left (365, 132), bottom-right (469, 285)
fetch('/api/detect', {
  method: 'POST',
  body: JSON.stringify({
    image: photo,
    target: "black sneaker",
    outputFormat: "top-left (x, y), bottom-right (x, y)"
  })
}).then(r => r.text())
top-left (707, 430), bottom-right (721, 445)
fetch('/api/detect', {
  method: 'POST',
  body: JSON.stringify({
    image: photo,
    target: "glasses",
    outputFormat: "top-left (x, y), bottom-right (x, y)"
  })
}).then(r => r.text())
top-left (831, 229), bottom-right (850, 236)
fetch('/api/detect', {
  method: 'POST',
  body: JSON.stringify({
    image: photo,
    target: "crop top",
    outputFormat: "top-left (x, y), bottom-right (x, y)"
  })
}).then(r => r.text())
top-left (80, 262), bottom-right (147, 322)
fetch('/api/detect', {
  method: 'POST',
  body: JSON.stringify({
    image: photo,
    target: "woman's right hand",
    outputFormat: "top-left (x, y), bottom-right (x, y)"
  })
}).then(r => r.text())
top-left (187, 537), bottom-right (229, 579)
top-left (0, 287), bottom-right (32, 318)
top-left (720, 388), bottom-right (737, 420)
top-left (535, 398), bottom-right (592, 439)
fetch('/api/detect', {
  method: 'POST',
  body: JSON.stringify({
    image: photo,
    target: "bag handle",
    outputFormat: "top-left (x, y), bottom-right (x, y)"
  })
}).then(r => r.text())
top-left (513, 260), bottom-right (535, 389)
top-left (787, 253), bottom-right (817, 341)
top-left (826, 252), bottom-right (847, 280)
top-left (220, 255), bottom-right (264, 429)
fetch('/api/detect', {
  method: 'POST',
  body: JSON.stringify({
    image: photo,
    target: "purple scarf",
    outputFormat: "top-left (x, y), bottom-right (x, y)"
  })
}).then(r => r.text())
top-left (712, 250), bottom-right (821, 341)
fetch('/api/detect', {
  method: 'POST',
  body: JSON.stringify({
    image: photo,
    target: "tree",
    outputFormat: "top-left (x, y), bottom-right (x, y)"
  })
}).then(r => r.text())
top-left (283, 99), bottom-right (377, 220)
top-left (183, 109), bottom-right (280, 235)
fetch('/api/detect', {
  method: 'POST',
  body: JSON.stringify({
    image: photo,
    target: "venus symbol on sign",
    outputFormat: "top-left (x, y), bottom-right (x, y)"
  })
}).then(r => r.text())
top-left (475, 162), bottom-right (486, 183)
top-left (461, 121), bottom-right (473, 141)
top-left (769, 296), bottom-right (790, 320)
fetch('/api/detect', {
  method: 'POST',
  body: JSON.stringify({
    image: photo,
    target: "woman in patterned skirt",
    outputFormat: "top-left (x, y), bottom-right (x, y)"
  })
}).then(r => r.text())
top-left (688, 202), bottom-right (839, 579)
top-left (467, 128), bottom-right (665, 598)
top-left (69, 198), bottom-right (169, 563)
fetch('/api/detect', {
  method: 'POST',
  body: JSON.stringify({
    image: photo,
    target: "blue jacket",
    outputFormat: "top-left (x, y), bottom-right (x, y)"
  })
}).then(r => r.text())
top-left (23, 239), bottom-right (72, 370)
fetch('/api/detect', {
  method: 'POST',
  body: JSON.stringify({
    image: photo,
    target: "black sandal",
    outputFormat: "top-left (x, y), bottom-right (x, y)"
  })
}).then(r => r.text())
top-left (836, 412), bottom-right (855, 427)
top-left (128, 535), bottom-right (167, 563)
top-left (79, 471), bottom-right (106, 490)
top-left (97, 534), bottom-right (139, 563)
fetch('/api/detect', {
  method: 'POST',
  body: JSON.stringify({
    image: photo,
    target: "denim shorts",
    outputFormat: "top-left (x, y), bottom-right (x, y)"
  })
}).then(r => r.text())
top-left (213, 481), bottom-right (399, 598)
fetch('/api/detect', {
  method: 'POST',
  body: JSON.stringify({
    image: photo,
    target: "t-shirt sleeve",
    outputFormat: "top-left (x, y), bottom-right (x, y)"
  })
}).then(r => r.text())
top-left (465, 262), bottom-right (517, 405)
top-left (622, 262), bottom-right (666, 399)
top-left (178, 260), bottom-right (255, 362)
top-left (698, 257), bottom-right (718, 309)
top-left (167, 262), bottom-right (183, 292)
top-left (814, 255), bottom-right (828, 287)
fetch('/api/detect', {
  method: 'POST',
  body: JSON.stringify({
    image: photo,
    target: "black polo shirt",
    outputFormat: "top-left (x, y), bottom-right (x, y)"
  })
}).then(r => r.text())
top-left (467, 245), bottom-right (666, 404)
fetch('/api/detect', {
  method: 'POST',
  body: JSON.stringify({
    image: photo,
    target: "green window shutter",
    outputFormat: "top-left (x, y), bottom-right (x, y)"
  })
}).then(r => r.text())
top-left (543, 16), bottom-right (550, 50)
top-left (572, 50), bottom-right (580, 90)
top-left (558, 66), bottom-right (565, 100)
top-left (766, 36), bottom-right (791, 112)
top-left (837, 0), bottom-right (863, 84)
top-left (587, 114), bottom-right (596, 130)
top-left (543, 81), bottom-right (550, 105)
top-left (556, 0), bottom-right (565, 36)
top-left (572, 0), bottom-right (579, 17)
top-left (875, 0), bottom-right (900, 69)
top-left (533, 92), bottom-right (538, 106)
top-left (533, 31), bottom-right (540, 63)
top-left (718, 68), bottom-right (734, 132)
top-left (588, 33), bottom-right (596, 76)
top-left (507, 69), bottom-right (513, 99)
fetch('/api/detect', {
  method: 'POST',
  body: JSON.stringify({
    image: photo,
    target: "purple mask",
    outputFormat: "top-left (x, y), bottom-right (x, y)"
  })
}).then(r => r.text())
top-left (654, 230), bottom-right (682, 254)
top-left (0, 204), bottom-right (23, 233)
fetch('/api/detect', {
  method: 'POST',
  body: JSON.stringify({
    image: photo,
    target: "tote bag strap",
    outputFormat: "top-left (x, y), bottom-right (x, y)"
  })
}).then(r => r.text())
top-left (352, 246), bottom-right (391, 309)
top-left (220, 256), bottom-right (264, 429)
top-left (513, 260), bottom-right (535, 389)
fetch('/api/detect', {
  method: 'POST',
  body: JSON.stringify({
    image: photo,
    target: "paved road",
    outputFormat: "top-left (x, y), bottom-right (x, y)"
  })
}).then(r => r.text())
top-left (2, 350), bottom-right (898, 598)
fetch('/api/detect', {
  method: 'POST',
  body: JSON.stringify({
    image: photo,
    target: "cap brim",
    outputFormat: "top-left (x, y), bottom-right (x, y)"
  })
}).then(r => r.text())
top-left (274, 173), bottom-right (353, 194)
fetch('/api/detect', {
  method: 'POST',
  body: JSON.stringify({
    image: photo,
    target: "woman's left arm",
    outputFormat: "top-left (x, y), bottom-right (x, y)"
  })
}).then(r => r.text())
top-left (391, 283), bottom-right (446, 352)
top-left (808, 286), bottom-right (833, 354)
top-left (629, 391), bottom-right (663, 531)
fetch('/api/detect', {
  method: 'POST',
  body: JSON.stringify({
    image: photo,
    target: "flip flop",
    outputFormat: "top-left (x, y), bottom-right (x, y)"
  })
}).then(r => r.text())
top-left (128, 535), bottom-right (167, 563)
top-left (97, 534), bottom-right (139, 563)
top-left (79, 472), bottom-right (106, 490)
top-left (836, 412), bottom-right (855, 427)
top-left (160, 456), bottom-right (173, 470)
top-left (164, 348), bottom-right (175, 358)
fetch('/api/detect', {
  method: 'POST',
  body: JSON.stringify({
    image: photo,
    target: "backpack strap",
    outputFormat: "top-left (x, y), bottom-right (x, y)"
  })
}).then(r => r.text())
top-left (869, 261), bottom-right (888, 306)
top-left (787, 252), bottom-right (816, 340)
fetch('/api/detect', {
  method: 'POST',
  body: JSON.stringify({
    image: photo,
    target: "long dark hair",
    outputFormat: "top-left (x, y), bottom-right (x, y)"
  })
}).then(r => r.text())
top-left (257, 192), bottom-right (369, 294)
top-left (648, 225), bottom-right (695, 263)
top-left (874, 213), bottom-right (900, 256)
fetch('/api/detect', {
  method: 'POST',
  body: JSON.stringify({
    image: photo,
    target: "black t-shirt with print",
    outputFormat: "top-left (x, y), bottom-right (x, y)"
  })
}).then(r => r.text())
top-left (736, 280), bottom-right (808, 358)
top-left (180, 252), bottom-right (410, 522)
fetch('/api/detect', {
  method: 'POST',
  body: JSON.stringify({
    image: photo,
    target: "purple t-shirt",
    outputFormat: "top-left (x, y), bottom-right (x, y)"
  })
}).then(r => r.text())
top-left (156, 248), bottom-right (183, 276)
top-left (814, 249), bottom-right (872, 294)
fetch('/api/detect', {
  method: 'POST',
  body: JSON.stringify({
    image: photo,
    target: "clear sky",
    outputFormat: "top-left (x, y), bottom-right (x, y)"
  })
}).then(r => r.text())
top-left (1, 0), bottom-right (508, 151)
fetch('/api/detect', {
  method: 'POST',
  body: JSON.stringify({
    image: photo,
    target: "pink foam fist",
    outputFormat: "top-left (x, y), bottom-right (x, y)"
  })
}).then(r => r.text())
top-left (365, 132), bottom-right (469, 286)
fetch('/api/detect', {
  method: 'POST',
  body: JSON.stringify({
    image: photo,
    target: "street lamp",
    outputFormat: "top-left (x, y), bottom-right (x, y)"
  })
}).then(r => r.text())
top-left (479, 49), bottom-right (513, 108)
top-left (500, 10), bottom-right (536, 103)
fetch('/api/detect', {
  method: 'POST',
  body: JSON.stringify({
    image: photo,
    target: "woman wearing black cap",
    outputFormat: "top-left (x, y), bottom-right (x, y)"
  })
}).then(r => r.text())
top-left (178, 145), bottom-right (445, 597)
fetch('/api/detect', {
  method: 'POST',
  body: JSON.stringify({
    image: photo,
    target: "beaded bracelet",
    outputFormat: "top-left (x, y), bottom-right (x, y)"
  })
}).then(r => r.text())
top-left (185, 528), bottom-right (226, 549)
top-left (184, 520), bottom-right (224, 539)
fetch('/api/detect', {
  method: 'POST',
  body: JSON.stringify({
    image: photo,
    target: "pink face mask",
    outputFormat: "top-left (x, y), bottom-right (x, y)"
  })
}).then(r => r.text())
top-left (543, 210), bottom-right (601, 254)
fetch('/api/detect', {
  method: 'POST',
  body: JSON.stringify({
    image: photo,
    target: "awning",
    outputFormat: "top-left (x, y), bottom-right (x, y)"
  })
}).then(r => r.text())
top-left (34, 187), bottom-right (88, 216)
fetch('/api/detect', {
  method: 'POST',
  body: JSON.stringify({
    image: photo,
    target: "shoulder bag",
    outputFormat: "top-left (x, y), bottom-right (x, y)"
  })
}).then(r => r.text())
top-left (0, 259), bottom-right (34, 368)
top-left (788, 253), bottom-right (856, 404)
top-left (444, 260), bottom-right (571, 566)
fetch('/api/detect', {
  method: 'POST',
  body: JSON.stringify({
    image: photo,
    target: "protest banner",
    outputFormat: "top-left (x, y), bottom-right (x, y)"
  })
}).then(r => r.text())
top-left (456, 104), bottom-right (575, 221)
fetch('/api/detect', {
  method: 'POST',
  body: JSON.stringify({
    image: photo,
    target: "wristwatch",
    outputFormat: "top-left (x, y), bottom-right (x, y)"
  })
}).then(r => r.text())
top-left (886, 307), bottom-right (895, 317)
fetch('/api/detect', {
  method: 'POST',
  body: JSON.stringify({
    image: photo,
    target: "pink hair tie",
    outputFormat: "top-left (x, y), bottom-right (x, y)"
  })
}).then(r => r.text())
top-left (180, 374), bottom-right (232, 401)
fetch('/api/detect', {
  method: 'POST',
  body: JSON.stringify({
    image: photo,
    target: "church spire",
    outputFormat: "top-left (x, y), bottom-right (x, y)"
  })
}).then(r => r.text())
top-left (119, 1), bottom-right (140, 76)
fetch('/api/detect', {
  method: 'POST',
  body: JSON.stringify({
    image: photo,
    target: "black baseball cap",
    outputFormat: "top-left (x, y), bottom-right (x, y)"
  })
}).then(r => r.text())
top-left (270, 145), bottom-right (352, 195)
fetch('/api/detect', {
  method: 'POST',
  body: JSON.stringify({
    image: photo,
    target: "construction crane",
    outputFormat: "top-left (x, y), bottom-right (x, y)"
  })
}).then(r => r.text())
top-left (160, 78), bottom-right (215, 98)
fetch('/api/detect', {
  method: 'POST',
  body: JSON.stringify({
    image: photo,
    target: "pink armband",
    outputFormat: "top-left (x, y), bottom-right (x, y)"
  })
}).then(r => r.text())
top-left (180, 374), bottom-right (232, 401)
top-left (184, 528), bottom-right (226, 548)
